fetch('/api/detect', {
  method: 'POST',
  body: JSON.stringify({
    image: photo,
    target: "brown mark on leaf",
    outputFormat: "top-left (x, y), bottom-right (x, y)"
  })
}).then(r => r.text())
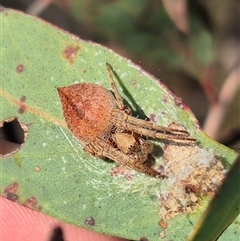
top-left (159, 219), bottom-right (168, 229)
top-left (4, 182), bottom-right (19, 201)
top-left (174, 94), bottom-right (183, 106)
top-left (62, 45), bottom-right (80, 64)
top-left (6, 193), bottom-right (19, 201)
top-left (18, 95), bottom-right (27, 114)
top-left (16, 64), bottom-right (24, 73)
top-left (84, 216), bottom-right (96, 226)
top-left (149, 113), bottom-right (157, 123)
top-left (4, 181), bottom-right (19, 193)
top-left (23, 196), bottom-right (38, 210)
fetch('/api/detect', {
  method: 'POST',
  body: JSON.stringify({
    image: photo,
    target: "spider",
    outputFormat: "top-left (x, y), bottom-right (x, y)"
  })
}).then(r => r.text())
top-left (57, 63), bottom-right (196, 178)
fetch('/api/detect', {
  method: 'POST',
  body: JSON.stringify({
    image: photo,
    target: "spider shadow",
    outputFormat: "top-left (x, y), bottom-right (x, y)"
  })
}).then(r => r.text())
top-left (109, 65), bottom-right (147, 119)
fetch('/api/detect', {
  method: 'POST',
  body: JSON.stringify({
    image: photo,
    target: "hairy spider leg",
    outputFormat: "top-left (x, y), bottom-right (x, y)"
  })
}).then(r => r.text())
top-left (106, 63), bottom-right (196, 143)
top-left (106, 63), bottom-right (125, 111)
top-left (84, 137), bottom-right (165, 178)
top-left (110, 109), bottom-right (196, 143)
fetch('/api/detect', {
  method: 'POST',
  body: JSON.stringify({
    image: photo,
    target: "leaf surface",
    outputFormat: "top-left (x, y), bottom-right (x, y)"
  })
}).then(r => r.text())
top-left (0, 8), bottom-right (238, 241)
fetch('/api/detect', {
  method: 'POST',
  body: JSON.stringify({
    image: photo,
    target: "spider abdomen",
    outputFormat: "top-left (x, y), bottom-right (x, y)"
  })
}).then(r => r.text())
top-left (57, 83), bottom-right (117, 141)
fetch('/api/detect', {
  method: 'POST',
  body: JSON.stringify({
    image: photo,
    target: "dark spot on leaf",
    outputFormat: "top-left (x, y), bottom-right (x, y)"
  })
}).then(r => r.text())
top-left (18, 95), bottom-right (27, 114)
top-left (84, 216), bottom-right (95, 226)
top-left (182, 182), bottom-right (201, 195)
top-left (178, 206), bottom-right (184, 213)
top-left (139, 237), bottom-right (149, 241)
top-left (185, 185), bottom-right (195, 194)
top-left (18, 107), bottom-right (26, 114)
top-left (131, 80), bottom-right (137, 86)
top-left (16, 64), bottom-right (24, 73)
top-left (5, 181), bottom-right (19, 201)
top-left (62, 45), bottom-right (80, 64)
top-left (149, 113), bottom-right (157, 123)
top-left (6, 193), bottom-right (19, 201)
top-left (174, 95), bottom-right (183, 106)
top-left (0, 117), bottom-right (28, 157)
top-left (161, 111), bottom-right (166, 115)
top-left (23, 196), bottom-right (37, 210)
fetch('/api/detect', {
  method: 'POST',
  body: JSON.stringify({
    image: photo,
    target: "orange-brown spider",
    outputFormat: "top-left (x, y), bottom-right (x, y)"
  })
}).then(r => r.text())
top-left (57, 64), bottom-right (196, 178)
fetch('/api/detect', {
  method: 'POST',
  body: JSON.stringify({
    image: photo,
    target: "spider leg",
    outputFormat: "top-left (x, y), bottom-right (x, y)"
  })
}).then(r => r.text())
top-left (111, 109), bottom-right (196, 142)
top-left (85, 137), bottom-right (165, 178)
top-left (106, 63), bottom-right (126, 111)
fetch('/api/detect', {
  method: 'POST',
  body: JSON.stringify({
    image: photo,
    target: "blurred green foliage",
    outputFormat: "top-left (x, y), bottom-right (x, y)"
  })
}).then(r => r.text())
top-left (71, 0), bottom-right (213, 72)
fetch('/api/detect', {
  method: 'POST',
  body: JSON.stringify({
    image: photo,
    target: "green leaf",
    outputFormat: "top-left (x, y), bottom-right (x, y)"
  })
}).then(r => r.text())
top-left (0, 8), bottom-right (238, 241)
